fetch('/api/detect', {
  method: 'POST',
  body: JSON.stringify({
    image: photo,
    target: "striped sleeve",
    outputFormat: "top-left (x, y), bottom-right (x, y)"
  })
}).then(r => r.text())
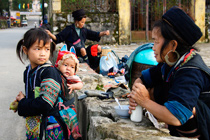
top-left (40, 78), bottom-right (61, 107)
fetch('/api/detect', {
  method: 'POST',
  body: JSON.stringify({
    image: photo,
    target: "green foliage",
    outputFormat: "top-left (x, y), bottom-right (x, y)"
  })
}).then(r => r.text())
top-left (12, 0), bottom-right (20, 10)
top-left (0, 0), bottom-right (9, 16)
top-left (205, 13), bottom-right (210, 42)
top-left (55, 0), bottom-right (119, 43)
top-left (61, 0), bottom-right (93, 13)
top-left (0, 19), bottom-right (7, 29)
top-left (95, 84), bottom-right (104, 90)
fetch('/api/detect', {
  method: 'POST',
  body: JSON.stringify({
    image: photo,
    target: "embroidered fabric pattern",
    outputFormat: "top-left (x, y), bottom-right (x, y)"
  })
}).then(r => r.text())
top-left (25, 116), bottom-right (42, 140)
top-left (73, 39), bottom-right (81, 45)
top-left (162, 49), bottom-right (196, 82)
top-left (40, 78), bottom-right (61, 107)
top-left (179, 49), bottom-right (196, 68)
top-left (46, 123), bottom-right (64, 140)
top-left (57, 97), bottom-right (81, 139)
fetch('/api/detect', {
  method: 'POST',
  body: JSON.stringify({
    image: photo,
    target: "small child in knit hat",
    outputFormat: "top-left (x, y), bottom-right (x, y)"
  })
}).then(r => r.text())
top-left (55, 45), bottom-right (83, 139)
top-left (55, 45), bottom-right (83, 95)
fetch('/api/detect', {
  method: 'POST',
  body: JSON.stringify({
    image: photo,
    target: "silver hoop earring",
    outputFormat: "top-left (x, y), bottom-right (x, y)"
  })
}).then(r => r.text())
top-left (164, 50), bottom-right (180, 66)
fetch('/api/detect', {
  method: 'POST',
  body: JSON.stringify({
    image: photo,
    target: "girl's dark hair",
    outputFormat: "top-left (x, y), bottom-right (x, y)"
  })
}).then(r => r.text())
top-left (152, 20), bottom-right (198, 59)
top-left (74, 15), bottom-right (87, 22)
top-left (16, 28), bottom-right (55, 63)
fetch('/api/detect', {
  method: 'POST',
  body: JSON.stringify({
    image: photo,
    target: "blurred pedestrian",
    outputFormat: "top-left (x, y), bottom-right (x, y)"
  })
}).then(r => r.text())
top-left (40, 15), bottom-right (52, 32)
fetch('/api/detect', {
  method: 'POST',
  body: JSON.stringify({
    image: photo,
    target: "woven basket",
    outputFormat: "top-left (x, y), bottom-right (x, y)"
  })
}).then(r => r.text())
top-left (131, 61), bottom-right (154, 87)
top-left (101, 48), bottom-right (112, 57)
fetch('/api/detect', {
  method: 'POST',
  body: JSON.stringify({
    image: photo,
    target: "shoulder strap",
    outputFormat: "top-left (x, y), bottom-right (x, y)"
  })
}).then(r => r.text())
top-left (37, 63), bottom-right (53, 80)
top-left (38, 63), bottom-right (53, 73)
top-left (59, 74), bottom-right (68, 101)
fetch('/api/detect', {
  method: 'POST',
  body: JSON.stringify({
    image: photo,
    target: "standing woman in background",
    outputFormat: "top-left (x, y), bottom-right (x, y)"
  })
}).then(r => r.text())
top-left (46, 9), bottom-right (110, 69)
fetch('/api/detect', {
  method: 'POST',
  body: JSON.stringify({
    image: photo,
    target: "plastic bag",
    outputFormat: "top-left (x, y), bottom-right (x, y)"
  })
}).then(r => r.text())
top-left (100, 52), bottom-right (118, 75)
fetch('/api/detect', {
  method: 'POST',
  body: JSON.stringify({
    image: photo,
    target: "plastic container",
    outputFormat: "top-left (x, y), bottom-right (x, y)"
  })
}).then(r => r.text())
top-left (114, 105), bottom-right (130, 118)
top-left (130, 105), bottom-right (143, 122)
top-left (131, 48), bottom-right (158, 87)
top-left (134, 49), bottom-right (158, 65)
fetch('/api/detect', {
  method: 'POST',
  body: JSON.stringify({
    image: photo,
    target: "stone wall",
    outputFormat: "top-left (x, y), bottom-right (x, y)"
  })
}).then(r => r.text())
top-left (74, 63), bottom-right (194, 140)
top-left (75, 91), bottom-right (194, 140)
top-left (50, 0), bottom-right (132, 45)
top-left (52, 12), bottom-right (118, 45)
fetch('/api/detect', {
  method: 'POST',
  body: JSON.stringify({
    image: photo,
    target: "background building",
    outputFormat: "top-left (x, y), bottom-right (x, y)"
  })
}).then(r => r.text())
top-left (47, 0), bottom-right (206, 45)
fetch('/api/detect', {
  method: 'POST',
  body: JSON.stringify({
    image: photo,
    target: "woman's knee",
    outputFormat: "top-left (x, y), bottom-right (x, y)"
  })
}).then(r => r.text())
top-left (97, 45), bottom-right (102, 53)
top-left (80, 48), bottom-right (87, 56)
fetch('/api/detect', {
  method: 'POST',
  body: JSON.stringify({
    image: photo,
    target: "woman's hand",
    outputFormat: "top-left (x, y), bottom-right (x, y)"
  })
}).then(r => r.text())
top-left (129, 82), bottom-right (182, 126)
top-left (45, 29), bottom-right (52, 37)
top-left (45, 29), bottom-right (50, 35)
top-left (99, 30), bottom-right (110, 37)
top-left (104, 30), bottom-right (110, 36)
top-left (16, 91), bottom-right (25, 102)
top-left (45, 29), bottom-right (57, 40)
top-left (127, 96), bottom-right (138, 114)
top-left (129, 82), bottom-right (150, 108)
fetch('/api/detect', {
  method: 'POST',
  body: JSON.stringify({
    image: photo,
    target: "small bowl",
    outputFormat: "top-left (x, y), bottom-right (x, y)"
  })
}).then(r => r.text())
top-left (114, 105), bottom-right (130, 118)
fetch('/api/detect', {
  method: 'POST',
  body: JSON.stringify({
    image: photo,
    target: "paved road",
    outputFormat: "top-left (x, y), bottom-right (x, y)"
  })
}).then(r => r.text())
top-left (0, 27), bottom-right (31, 139)
top-left (196, 43), bottom-right (210, 66)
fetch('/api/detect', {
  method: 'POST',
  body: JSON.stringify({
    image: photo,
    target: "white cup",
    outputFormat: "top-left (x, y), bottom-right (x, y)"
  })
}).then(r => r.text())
top-left (130, 105), bottom-right (143, 122)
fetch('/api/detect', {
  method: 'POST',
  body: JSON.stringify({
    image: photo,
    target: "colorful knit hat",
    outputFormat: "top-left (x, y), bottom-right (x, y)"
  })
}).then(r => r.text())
top-left (55, 45), bottom-right (79, 72)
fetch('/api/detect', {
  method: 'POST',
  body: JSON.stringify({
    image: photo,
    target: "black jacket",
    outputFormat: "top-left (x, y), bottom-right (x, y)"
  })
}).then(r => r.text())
top-left (54, 24), bottom-right (100, 56)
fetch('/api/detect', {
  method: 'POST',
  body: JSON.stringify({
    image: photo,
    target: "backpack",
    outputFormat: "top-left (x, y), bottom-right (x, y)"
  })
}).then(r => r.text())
top-left (38, 63), bottom-right (80, 140)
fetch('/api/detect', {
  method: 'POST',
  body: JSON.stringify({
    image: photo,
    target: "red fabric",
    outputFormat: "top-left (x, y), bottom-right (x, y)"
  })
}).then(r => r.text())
top-left (90, 44), bottom-right (98, 57)
top-left (183, 49), bottom-right (194, 62)
top-left (55, 50), bottom-right (77, 67)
